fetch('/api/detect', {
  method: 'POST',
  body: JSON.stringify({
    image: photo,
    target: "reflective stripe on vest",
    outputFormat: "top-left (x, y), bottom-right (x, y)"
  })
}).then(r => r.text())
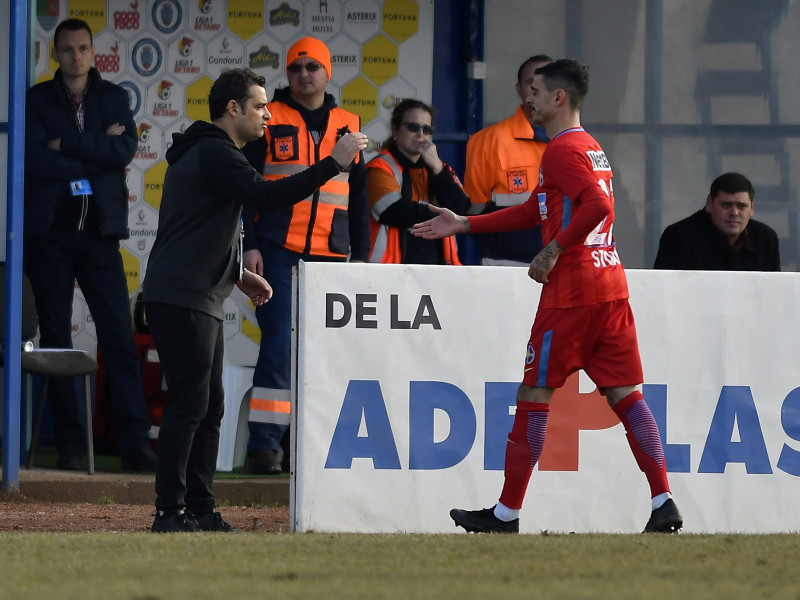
top-left (367, 152), bottom-right (461, 265)
top-left (263, 164), bottom-right (351, 208)
top-left (371, 190), bottom-right (402, 220)
top-left (492, 190), bottom-right (530, 207)
top-left (369, 155), bottom-right (404, 220)
top-left (468, 190), bottom-right (530, 215)
top-left (249, 386), bottom-right (291, 426)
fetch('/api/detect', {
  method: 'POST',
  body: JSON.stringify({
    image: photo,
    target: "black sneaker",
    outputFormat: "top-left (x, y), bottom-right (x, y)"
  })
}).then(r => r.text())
top-left (643, 498), bottom-right (683, 533)
top-left (248, 448), bottom-right (283, 475)
top-left (450, 506), bottom-right (519, 533)
top-left (189, 511), bottom-right (238, 533)
top-left (151, 510), bottom-right (198, 533)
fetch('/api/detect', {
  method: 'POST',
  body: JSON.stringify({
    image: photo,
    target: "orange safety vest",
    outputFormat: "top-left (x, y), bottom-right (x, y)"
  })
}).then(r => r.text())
top-left (367, 150), bottom-right (461, 265)
top-left (261, 102), bottom-right (361, 257)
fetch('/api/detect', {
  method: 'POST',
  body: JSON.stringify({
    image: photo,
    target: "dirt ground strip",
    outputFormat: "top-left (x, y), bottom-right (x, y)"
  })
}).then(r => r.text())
top-left (0, 495), bottom-right (290, 533)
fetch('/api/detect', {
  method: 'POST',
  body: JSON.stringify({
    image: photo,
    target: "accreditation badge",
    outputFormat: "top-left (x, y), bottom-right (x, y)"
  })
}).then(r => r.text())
top-left (69, 179), bottom-right (93, 196)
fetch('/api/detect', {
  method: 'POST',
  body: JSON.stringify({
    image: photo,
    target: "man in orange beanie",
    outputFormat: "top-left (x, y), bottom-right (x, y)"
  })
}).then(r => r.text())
top-left (240, 37), bottom-right (369, 474)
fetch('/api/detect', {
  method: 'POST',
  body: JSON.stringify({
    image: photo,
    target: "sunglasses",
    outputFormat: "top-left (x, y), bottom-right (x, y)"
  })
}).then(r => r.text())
top-left (401, 122), bottom-right (434, 135)
top-left (287, 61), bottom-right (324, 74)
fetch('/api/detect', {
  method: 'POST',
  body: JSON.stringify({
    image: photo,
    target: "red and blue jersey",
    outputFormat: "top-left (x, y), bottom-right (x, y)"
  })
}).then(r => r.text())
top-left (470, 127), bottom-right (628, 308)
top-left (537, 127), bottom-right (628, 308)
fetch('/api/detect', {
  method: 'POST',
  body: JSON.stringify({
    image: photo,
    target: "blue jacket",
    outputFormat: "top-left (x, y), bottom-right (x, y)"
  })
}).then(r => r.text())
top-left (25, 67), bottom-right (137, 238)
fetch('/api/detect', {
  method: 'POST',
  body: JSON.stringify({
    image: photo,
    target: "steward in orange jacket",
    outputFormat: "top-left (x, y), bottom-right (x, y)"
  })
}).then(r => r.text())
top-left (239, 35), bottom-right (371, 476)
top-left (367, 147), bottom-right (470, 264)
top-left (242, 87), bottom-right (368, 259)
top-left (464, 106), bottom-right (548, 265)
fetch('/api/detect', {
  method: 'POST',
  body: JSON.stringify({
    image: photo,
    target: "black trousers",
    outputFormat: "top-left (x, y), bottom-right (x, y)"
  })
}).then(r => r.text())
top-left (24, 231), bottom-right (151, 458)
top-left (145, 301), bottom-right (224, 513)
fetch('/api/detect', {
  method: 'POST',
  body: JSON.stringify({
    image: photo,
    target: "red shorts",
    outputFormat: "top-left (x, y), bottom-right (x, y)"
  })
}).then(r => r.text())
top-left (521, 298), bottom-right (643, 390)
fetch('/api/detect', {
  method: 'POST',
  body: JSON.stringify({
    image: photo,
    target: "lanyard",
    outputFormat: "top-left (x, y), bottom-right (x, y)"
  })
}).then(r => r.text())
top-left (238, 215), bottom-right (244, 281)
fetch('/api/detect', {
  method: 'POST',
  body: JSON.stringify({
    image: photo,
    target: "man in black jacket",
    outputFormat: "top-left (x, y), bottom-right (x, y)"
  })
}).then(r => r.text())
top-left (654, 172), bottom-right (781, 271)
top-left (24, 18), bottom-right (157, 472)
top-left (143, 68), bottom-right (366, 532)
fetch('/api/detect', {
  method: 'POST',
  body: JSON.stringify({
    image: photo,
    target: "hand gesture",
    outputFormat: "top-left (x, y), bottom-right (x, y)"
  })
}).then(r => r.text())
top-left (237, 269), bottom-right (273, 306)
top-left (411, 205), bottom-right (465, 239)
top-left (330, 131), bottom-right (369, 169)
top-left (418, 140), bottom-right (443, 175)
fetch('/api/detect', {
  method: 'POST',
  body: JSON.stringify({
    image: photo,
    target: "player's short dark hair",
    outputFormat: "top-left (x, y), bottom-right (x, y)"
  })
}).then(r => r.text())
top-left (208, 68), bottom-right (266, 121)
top-left (535, 58), bottom-right (590, 110)
top-left (517, 54), bottom-right (554, 83)
top-left (709, 172), bottom-right (755, 203)
top-left (54, 18), bottom-right (93, 48)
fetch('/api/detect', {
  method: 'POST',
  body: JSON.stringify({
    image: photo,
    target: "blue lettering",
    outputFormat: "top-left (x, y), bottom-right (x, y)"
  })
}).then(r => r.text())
top-left (324, 380), bottom-right (401, 469)
top-left (409, 382), bottom-right (475, 469)
top-left (325, 380), bottom-right (796, 477)
top-left (777, 387), bottom-right (800, 475)
top-left (642, 384), bottom-right (691, 472)
top-left (698, 386), bottom-right (772, 474)
top-left (483, 382), bottom-right (517, 470)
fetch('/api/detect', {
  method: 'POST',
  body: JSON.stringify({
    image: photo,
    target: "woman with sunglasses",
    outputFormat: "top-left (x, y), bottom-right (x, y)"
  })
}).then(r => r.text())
top-left (367, 99), bottom-right (471, 264)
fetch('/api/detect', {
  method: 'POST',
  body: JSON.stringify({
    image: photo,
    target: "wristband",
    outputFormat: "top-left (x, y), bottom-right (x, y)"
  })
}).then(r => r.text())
top-left (331, 156), bottom-right (346, 172)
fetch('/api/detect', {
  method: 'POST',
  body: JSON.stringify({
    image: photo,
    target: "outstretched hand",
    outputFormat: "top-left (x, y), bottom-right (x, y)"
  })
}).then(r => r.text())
top-left (330, 132), bottom-right (369, 169)
top-left (411, 205), bottom-right (465, 239)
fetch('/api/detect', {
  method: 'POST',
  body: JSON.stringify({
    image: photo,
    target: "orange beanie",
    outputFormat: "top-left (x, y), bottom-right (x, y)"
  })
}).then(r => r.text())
top-left (285, 36), bottom-right (332, 78)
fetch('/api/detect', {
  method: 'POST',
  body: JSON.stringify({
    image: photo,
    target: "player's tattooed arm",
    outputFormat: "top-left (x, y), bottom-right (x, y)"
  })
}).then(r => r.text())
top-left (528, 239), bottom-right (565, 284)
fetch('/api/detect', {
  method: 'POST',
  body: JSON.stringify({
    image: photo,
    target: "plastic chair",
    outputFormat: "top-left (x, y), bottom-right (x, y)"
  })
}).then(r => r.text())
top-left (0, 264), bottom-right (98, 474)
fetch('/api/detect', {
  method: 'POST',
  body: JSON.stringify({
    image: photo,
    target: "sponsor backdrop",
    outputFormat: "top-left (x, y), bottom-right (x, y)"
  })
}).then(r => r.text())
top-left (34, 0), bottom-right (433, 361)
top-left (293, 263), bottom-right (800, 533)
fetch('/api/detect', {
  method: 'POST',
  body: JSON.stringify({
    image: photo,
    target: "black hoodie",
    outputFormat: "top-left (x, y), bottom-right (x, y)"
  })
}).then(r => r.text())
top-left (143, 120), bottom-right (339, 319)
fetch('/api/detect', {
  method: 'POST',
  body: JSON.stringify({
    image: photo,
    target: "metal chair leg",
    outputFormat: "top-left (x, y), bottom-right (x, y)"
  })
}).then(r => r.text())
top-left (26, 376), bottom-right (50, 470)
top-left (84, 374), bottom-right (94, 475)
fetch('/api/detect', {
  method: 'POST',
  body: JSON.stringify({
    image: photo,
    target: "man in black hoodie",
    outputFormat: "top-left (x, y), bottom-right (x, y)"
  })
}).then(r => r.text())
top-left (24, 18), bottom-right (156, 472)
top-left (143, 68), bottom-right (366, 533)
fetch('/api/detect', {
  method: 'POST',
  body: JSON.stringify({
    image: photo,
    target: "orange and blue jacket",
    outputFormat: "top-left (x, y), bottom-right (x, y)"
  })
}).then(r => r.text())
top-left (464, 106), bottom-right (548, 263)
top-left (243, 89), bottom-right (369, 260)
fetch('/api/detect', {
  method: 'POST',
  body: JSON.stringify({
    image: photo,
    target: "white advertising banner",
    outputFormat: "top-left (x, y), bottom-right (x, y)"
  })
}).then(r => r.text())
top-left (292, 262), bottom-right (800, 534)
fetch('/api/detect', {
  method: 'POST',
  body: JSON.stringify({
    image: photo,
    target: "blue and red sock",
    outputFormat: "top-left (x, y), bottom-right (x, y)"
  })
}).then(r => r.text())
top-left (613, 390), bottom-right (671, 499)
top-left (499, 402), bottom-right (550, 510)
